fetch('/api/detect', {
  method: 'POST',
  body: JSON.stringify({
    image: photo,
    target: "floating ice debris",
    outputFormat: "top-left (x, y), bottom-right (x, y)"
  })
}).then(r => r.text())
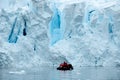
top-left (9, 70), bottom-right (26, 74)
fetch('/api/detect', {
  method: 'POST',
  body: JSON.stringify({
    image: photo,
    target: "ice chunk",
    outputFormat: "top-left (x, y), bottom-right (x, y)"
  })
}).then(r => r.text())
top-left (9, 70), bottom-right (26, 74)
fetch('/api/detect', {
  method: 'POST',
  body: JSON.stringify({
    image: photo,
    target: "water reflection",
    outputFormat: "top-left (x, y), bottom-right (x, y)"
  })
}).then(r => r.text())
top-left (0, 67), bottom-right (120, 80)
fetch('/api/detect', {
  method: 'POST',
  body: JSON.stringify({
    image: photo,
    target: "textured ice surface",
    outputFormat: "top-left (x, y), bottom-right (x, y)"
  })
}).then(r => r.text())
top-left (50, 0), bottom-right (120, 67)
top-left (0, 0), bottom-right (120, 68)
top-left (0, 0), bottom-right (67, 68)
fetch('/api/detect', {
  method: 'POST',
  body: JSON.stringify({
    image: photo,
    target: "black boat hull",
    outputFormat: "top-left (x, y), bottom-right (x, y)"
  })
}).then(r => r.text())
top-left (57, 64), bottom-right (73, 70)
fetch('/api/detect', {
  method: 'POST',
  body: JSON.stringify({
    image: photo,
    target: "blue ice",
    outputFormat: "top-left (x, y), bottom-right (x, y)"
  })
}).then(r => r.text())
top-left (8, 17), bottom-right (21, 43)
top-left (49, 8), bottom-right (61, 45)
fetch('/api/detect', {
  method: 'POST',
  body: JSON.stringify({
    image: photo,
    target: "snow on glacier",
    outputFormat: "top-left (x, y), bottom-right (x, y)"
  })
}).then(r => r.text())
top-left (0, 0), bottom-right (67, 68)
top-left (50, 0), bottom-right (120, 67)
top-left (0, 0), bottom-right (120, 68)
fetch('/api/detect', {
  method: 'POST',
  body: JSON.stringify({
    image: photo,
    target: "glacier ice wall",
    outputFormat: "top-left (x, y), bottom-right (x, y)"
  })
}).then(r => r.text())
top-left (51, 0), bottom-right (120, 67)
top-left (0, 0), bottom-right (120, 68)
top-left (0, 0), bottom-right (67, 68)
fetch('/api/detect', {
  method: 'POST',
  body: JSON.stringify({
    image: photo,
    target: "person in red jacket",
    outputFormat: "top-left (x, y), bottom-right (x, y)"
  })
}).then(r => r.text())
top-left (60, 61), bottom-right (68, 67)
top-left (57, 61), bottom-right (73, 70)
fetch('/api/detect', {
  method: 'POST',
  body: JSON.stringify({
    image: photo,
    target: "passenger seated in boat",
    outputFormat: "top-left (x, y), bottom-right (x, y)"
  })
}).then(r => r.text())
top-left (57, 61), bottom-right (73, 70)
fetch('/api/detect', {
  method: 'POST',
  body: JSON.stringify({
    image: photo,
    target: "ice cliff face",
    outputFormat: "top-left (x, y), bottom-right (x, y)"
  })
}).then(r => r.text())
top-left (0, 0), bottom-right (120, 68)
top-left (0, 0), bottom-right (67, 68)
top-left (50, 0), bottom-right (120, 67)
